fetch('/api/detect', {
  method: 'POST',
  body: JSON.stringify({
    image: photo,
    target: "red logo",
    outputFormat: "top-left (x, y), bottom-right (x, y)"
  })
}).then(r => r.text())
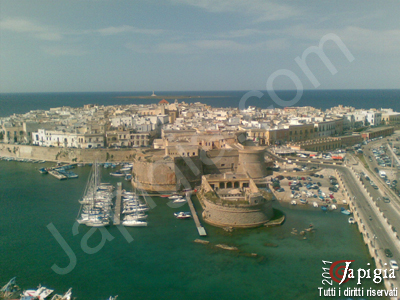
top-left (329, 260), bottom-right (355, 284)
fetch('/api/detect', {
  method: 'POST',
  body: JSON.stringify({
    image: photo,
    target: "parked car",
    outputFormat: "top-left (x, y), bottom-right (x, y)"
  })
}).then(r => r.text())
top-left (389, 260), bottom-right (399, 271)
top-left (383, 197), bottom-right (390, 203)
top-left (385, 249), bottom-right (393, 258)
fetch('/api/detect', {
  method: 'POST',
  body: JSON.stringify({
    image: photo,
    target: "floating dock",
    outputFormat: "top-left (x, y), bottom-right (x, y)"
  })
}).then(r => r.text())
top-left (186, 193), bottom-right (207, 236)
top-left (113, 182), bottom-right (122, 225)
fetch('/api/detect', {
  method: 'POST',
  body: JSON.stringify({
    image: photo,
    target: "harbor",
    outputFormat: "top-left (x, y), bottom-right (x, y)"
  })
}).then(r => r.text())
top-left (0, 159), bottom-right (388, 299)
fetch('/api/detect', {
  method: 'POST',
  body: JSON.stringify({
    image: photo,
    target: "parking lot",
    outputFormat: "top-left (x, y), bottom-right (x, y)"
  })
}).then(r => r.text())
top-left (270, 168), bottom-right (347, 209)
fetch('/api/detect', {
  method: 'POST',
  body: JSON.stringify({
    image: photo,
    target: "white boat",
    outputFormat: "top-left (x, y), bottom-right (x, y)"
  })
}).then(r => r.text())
top-left (313, 202), bottom-right (318, 208)
top-left (122, 191), bottom-right (135, 196)
top-left (290, 200), bottom-right (297, 205)
top-left (168, 194), bottom-right (181, 200)
top-left (86, 218), bottom-right (110, 227)
top-left (122, 219), bottom-right (147, 227)
top-left (174, 212), bottom-right (191, 219)
top-left (172, 198), bottom-right (187, 203)
top-left (330, 204), bottom-right (337, 210)
top-left (124, 214), bottom-right (148, 221)
top-left (50, 288), bottom-right (72, 300)
top-left (24, 285), bottom-right (54, 299)
top-left (77, 162), bottom-right (113, 227)
top-left (110, 172), bottom-right (125, 177)
top-left (348, 217), bottom-right (356, 224)
top-left (119, 167), bottom-right (132, 172)
top-left (123, 206), bottom-right (150, 214)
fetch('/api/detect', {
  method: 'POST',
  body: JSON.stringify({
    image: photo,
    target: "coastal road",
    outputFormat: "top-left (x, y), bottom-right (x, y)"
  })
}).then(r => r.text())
top-left (325, 165), bottom-right (400, 269)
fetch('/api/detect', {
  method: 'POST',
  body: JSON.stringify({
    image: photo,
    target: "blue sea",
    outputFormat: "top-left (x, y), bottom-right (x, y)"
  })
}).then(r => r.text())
top-left (0, 90), bottom-right (395, 299)
top-left (1, 89), bottom-right (400, 117)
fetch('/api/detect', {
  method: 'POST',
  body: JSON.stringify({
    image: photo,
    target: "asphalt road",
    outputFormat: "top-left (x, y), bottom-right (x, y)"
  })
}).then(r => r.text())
top-left (326, 165), bottom-right (400, 269)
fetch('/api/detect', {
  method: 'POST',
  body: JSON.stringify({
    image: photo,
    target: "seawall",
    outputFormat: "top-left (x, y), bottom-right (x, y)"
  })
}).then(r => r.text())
top-left (0, 144), bottom-right (137, 163)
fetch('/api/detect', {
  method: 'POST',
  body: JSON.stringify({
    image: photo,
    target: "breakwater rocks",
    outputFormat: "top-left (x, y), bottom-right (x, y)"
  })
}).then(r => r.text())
top-left (193, 240), bottom-right (261, 260)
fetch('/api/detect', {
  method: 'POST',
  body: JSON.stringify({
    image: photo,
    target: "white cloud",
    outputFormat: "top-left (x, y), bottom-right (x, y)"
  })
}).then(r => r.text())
top-left (41, 45), bottom-right (88, 56)
top-left (171, 0), bottom-right (300, 22)
top-left (127, 38), bottom-right (289, 54)
top-left (97, 25), bottom-right (164, 36)
top-left (0, 18), bottom-right (63, 41)
top-left (218, 28), bottom-right (266, 38)
top-left (283, 25), bottom-right (400, 54)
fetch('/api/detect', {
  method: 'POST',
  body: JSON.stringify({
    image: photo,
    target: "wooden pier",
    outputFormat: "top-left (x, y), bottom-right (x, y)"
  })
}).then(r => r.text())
top-left (186, 193), bottom-right (207, 236)
top-left (113, 182), bottom-right (122, 225)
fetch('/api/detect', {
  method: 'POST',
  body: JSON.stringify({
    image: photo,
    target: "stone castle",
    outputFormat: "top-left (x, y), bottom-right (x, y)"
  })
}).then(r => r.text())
top-left (132, 145), bottom-right (272, 192)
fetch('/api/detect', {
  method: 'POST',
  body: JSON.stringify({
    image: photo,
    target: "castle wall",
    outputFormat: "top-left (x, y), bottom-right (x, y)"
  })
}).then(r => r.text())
top-left (133, 159), bottom-right (177, 192)
top-left (200, 197), bottom-right (273, 228)
top-left (201, 149), bottom-right (239, 174)
top-left (133, 156), bottom-right (203, 192)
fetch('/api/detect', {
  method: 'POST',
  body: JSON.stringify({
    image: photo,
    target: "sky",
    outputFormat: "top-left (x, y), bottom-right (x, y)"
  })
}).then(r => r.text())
top-left (1, 0), bottom-right (400, 93)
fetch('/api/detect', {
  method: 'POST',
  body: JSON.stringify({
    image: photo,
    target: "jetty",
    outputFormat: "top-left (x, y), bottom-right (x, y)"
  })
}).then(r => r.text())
top-left (113, 182), bottom-right (122, 225)
top-left (186, 192), bottom-right (207, 236)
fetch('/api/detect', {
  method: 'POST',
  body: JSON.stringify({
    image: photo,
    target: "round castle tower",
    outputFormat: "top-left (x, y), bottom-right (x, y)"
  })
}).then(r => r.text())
top-left (236, 146), bottom-right (267, 179)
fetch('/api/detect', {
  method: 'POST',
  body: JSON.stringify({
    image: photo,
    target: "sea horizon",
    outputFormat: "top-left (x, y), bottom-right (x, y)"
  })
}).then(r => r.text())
top-left (1, 89), bottom-right (400, 118)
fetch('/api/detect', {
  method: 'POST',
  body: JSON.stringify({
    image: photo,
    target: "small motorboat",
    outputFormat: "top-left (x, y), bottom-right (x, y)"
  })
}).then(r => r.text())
top-left (313, 201), bottom-right (318, 208)
top-left (122, 219), bottom-right (147, 227)
top-left (290, 200), bottom-right (297, 205)
top-left (321, 205), bottom-right (328, 211)
top-left (168, 194), bottom-right (181, 200)
top-left (174, 212), bottom-right (191, 219)
top-left (300, 199), bottom-right (308, 204)
top-left (330, 204), bottom-right (337, 210)
top-left (110, 172), bottom-right (125, 177)
top-left (39, 167), bottom-right (48, 174)
top-left (341, 207), bottom-right (351, 215)
top-left (24, 285), bottom-right (54, 299)
top-left (348, 217), bottom-right (356, 224)
top-left (172, 198), bottom-right (187, 203)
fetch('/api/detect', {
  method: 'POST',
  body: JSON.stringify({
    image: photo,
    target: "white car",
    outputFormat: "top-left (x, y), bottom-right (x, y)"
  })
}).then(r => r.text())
top-left (390, 260), bottom-right (399, 270)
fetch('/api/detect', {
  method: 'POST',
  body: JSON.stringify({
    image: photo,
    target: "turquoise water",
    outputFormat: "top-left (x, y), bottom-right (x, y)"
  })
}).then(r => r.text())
top-left (0, 160), bottom-right (386, 299)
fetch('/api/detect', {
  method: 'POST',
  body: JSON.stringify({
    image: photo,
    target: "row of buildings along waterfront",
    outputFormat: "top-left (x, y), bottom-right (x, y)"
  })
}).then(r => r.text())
top-left (1, 99), bottom-right (398, 228)
top-left (1, 100), bottom-right (399, 151)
